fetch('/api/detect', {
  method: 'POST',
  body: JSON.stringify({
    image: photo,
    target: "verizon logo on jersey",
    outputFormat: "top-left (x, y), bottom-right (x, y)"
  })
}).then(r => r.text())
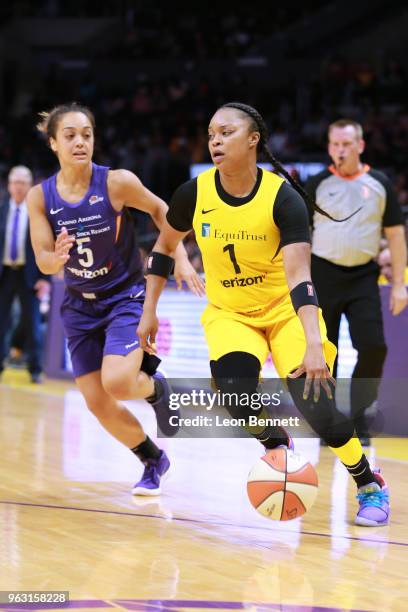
top-left (220, 273), bottom-right (266, 288)
top-left (66, 266), bottom-right (109, 279)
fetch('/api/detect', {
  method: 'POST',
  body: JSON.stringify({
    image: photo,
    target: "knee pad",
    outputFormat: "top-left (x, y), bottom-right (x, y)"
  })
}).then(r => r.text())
top-left (210, 352), bottom-right (260, 421)
top-left (140, 352), bottom-right (161, 376)
top-left (210, 351), bottom-right (260, 382)
top-left (211, 352), bottom-right (290, 448)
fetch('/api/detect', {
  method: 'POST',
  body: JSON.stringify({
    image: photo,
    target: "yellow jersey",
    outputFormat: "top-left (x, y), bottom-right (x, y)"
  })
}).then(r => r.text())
top-left (193, 167), bottom-right (289, 315)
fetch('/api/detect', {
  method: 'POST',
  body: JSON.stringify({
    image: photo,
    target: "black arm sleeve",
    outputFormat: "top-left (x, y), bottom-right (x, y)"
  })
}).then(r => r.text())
top-left (166, 178), bottom-right (197, 232)
top-left (369, 169), bottom-right (404, 227)
top-left (273, 182), bottom-right (311, 247)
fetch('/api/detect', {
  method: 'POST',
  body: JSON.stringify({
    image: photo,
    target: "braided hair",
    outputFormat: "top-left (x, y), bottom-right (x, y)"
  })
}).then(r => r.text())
top-left (221, 102), bottom-right (358, 222)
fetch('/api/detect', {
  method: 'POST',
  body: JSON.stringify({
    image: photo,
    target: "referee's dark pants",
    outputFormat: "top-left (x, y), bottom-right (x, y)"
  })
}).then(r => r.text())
top-left (311, 254), bottom-right (387, 437)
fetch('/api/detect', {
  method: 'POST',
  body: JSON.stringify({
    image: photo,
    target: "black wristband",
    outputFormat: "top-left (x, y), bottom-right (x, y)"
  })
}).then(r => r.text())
top-left (290, 281), bottom-right (319, 313)
top-left (146, 251), bottom-right (174, 278)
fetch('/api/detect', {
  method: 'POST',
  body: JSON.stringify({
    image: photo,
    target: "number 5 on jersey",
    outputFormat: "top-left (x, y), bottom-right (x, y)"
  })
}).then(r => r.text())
top-left (76, 237), bottom-right (94, 268)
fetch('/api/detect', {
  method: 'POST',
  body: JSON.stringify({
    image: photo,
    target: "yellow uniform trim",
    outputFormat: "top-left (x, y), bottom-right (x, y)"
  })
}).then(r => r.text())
top-left (329, 437), bottom-right (363, 466)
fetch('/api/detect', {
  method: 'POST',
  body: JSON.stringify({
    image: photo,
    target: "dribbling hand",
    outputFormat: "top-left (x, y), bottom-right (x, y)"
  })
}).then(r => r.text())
top-left (137, 311), bottom-right (159, 355)
top-left (288, 342), bottom-right (335, 402)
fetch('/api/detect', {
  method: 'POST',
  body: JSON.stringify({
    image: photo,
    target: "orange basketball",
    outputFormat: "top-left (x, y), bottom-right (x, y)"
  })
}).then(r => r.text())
top-left (247, 448), bottom-right (318, 521)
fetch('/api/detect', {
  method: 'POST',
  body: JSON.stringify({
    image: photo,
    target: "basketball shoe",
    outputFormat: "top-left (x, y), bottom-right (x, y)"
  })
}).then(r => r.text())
top-left (147, 371), bottom-right (179, 437)
top-left (132, 450), bottom-right (170, 496)
top-left (355, 469), bottom-right (389, 526)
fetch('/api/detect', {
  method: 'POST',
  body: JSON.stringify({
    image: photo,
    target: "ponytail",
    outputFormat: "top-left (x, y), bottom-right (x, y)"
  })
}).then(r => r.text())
top-left (221, 102), bottom-right (360, 222)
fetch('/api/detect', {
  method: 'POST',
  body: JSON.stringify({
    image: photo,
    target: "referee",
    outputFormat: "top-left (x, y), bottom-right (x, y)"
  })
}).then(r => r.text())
top-left (307, 119), bottom-right (407, 446)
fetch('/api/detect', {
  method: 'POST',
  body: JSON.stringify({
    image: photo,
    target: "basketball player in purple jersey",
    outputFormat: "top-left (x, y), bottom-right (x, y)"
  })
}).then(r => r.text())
top-left (27, 103), bottom-right (205, 495)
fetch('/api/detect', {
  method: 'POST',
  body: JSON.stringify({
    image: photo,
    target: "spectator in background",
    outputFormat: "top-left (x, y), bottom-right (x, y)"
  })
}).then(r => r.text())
top-left (0, 166), bottom-right (50, 383)
top-left (307, 119), bottom-right (407, 446)
top-left (378, 245), bottom-right (408, 285)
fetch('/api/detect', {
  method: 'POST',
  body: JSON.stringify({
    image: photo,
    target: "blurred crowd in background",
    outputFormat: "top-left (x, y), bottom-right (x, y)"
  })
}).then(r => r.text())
top-left (0, 1), bottom-right (407, 269)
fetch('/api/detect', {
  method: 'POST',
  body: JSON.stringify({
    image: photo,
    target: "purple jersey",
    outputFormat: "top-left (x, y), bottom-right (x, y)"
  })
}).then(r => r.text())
top-left (42, 163), bottom-right (143, 293)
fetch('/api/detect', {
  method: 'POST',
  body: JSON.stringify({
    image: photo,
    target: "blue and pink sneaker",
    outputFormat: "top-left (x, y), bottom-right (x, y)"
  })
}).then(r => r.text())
top-left (355, 469), bottom-right (390, 526)
top-left (148, 371), bottom-right (179, 437)
top-left (132, 450), bottom-right (170, 496)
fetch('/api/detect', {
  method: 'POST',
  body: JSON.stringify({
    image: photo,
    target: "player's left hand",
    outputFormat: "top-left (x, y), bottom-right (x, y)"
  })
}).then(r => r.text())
top-left (137, 311), bottom-right (159, 355)
top-left (34, 279), bottom-right (51, 300)
top-left (288, 342), bottom-right (335, 402)
top-left (174, 258), bottom-right (206, 296)
top-left (390, 284), bottom-right (408, 316)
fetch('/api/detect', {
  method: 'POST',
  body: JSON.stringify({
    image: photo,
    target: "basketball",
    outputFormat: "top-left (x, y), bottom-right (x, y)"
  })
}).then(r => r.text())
top-left (247, 448), bottom-right (318, 521)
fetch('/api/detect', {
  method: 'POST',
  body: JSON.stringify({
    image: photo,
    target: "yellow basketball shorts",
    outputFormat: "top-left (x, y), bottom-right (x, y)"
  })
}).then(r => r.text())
top-left (201, 300), bottom-right (337, 378)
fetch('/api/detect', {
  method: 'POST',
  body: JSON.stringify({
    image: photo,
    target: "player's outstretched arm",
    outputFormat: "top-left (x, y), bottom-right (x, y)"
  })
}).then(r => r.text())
top-left (27, 184), bottom-right (75, 275)
top-left (282, 242), bottom-right (334, 401)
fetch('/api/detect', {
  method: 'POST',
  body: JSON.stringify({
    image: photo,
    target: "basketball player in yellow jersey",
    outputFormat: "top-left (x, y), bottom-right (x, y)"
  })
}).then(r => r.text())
top-left (138, 103), bottom-right (390, 526)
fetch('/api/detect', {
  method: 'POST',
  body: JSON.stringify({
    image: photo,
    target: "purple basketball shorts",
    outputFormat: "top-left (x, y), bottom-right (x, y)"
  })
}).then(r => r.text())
top-left (61, 282), bottom-right (146, 378)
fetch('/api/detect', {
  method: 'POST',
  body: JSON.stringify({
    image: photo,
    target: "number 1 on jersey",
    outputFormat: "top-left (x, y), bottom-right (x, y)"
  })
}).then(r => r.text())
top-left (223, 243), bottom-right (241, 274)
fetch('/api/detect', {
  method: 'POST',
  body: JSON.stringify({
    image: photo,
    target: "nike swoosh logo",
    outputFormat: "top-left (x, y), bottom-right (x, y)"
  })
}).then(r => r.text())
top-left (125, 340), bottom-right (139, 349)
top-left (202, 208), bottom-right (218, 215)
top-left (50, 207), bottom-right (64, 215)
top-left (328, 192), bottom-right (338, 196)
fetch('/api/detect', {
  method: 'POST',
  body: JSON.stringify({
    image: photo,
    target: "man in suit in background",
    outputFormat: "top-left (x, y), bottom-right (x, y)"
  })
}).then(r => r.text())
top-left (0, 166), bottom-right (50, 383)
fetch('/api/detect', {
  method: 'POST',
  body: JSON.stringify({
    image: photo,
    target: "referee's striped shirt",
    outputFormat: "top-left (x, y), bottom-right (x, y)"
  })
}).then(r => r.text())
top-left (306, 165), bottom-right (404, 267)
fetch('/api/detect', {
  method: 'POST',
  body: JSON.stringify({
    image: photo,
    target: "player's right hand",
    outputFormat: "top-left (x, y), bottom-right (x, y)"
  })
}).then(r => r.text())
top-left (137, 311), bottom-right (159, 354)
top-left (54, 226), bottom-right (75, 265)
top-left (288, 343), bottom-right (335, 402)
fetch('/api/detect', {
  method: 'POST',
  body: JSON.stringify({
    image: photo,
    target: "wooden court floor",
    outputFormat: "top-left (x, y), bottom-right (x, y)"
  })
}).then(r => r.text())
top-left (1, 369), bottom-right (407, 612)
